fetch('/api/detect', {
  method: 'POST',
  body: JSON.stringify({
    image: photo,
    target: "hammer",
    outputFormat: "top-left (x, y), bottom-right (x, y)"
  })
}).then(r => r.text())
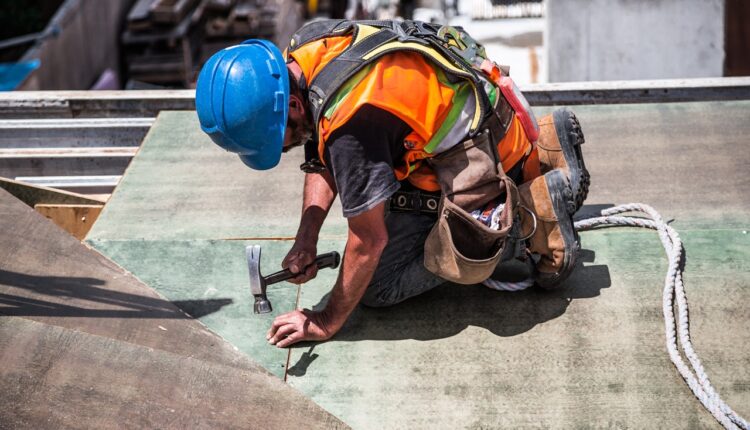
top-left (245, 245), bottom-right (341, 314)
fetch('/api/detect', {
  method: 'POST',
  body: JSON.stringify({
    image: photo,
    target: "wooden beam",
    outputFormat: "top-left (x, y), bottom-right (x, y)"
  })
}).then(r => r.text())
top-left (0, 177), bottom-right (106, 206)
top-left (33, 204), bottom-right (104, 240)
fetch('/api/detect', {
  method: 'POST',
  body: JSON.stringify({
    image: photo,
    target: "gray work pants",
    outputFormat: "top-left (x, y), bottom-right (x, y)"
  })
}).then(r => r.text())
top-left (360, 210), bottom-right (445, 307)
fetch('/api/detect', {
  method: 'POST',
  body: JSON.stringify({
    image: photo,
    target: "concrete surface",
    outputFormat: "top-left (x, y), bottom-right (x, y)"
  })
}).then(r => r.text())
top-left (0, 188), bottom-right (346, 429)
top-left (85, 106), bottom-right (749, 428)
top-left (546, 0), bottom-right (725, 82)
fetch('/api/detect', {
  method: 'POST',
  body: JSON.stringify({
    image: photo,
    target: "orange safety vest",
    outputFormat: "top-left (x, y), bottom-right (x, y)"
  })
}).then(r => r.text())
top-left (287, 24), bottom-right (539, 191)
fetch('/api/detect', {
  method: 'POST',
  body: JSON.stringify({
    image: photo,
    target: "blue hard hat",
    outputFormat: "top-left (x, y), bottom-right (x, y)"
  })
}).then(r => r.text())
top-left (196, 40), bottom-right (289, 170)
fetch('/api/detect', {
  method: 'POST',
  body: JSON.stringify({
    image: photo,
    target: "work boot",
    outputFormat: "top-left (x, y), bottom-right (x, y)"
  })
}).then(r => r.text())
top-left (536, 108), bottom-right (590, 211)
top-left (518, 169), bottom-right (580, 289)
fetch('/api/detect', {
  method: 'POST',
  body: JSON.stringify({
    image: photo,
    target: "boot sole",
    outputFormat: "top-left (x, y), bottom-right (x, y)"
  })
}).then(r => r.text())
top-left (536, 170), bottom-right (580, 289)
top-left (552, 108), bottom-right (590, 212)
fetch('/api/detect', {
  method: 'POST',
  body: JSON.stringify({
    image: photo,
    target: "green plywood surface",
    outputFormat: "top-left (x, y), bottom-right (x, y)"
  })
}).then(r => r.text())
top-left (535, 101), bottom-right (750, 229)
top-left (88, 239), bottom-right (345, 378)
top-left (86, 111), bottom-right (348, 376)
top-left (86, 111), bottom-right (346, 242)
top-left (86, 104), bottom-right (750, 428)
top-left (287, 229), bottom-right (750, 429)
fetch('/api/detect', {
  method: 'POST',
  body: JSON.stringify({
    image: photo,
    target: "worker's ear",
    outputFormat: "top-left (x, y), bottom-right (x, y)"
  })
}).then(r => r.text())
top-left (289, 94), bottom-right (305, 118)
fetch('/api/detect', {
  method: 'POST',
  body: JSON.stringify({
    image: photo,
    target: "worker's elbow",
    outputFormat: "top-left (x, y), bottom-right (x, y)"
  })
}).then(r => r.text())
top-left (369, 232), bottom-right (389, 253)
top-left (350, 230), bottom-right (388, 256)
top-left (364, 232), bottom-right (389, 254)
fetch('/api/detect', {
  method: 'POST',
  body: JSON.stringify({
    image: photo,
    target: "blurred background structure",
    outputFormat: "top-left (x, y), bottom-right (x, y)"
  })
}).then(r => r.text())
top-left (546, 0), bottom-right (749, 82)
top-left (0, 0), bottom-right (747, 91)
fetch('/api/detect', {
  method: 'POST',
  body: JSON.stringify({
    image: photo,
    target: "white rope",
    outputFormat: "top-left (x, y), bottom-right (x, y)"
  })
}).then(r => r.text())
top-left (574, 203), bottom-right (748, 430)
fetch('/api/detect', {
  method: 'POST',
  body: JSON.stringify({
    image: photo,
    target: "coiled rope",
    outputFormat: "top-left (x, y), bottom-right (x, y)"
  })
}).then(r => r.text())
top-left (574, 203), bottom-right (748, 430)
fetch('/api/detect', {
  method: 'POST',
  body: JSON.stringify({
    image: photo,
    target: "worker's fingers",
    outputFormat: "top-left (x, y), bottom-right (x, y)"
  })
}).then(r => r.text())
top-left (302, 264), bottom-right (318, 281)
top-left (284, 250), bottom-right (315, 275)
top-left (268, 323), bottom-right (297, 346)
top-left (267, 313), bottom-right (296, 339)
top-left (275, 331), bottom-right (302, 348)
top-left (288, 264), bottom-right (318, 285)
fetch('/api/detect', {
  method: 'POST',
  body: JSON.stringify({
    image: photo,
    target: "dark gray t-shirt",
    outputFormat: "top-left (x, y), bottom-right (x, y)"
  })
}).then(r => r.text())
top-left (323, 105), bottom-right (412, 218)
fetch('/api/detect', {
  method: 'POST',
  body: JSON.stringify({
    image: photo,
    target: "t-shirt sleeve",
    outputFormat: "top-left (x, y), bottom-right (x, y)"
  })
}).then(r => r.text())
top-left (323, 105), bottom-right (411, 218)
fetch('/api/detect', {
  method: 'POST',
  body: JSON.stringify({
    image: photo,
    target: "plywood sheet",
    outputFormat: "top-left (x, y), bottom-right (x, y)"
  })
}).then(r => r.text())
top-left (532, 101), bottom-right (750, 229)
top-left (287, 229), bottom-right (750, 429)
top-left (0, 188), bottom-right (243, 368)
top-left (85, 104), bottom-right (750, 428)
top-left (86, 111), bottom-right (346, 242)
top-left (0, 176), bottom-right (106, 206)
top-left (87, 238), bottom-right (336, 377)
top-left (283, 101), bottom-right (750, 428)
top-left (35, 204), bottom-right (103, 240)
top-left (0, 188), bottom-right (346, 428)
top-left (0, 317), bottom-right (346, 429)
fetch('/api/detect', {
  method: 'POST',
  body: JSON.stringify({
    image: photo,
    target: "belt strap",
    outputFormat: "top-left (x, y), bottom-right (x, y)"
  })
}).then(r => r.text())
top-left (388, 189), bottom-right (440, 214)
top-left (486, 95), bottom-right (514, 148)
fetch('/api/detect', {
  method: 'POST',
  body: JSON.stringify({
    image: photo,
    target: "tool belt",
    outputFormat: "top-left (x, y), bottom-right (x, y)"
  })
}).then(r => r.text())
top-left (423, 109), bottom-right (524, 285)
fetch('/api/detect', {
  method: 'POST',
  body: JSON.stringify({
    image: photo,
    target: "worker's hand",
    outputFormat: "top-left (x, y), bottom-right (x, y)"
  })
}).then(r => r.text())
top-left (267, 309), bottom-right (338, 348)
top-left (282, 240), bottom-right (318, 284)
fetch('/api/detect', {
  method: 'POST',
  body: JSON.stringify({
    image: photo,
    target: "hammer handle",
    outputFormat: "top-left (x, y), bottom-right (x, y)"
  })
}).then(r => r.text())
top-left (264, 251), bottom-right (341, 285)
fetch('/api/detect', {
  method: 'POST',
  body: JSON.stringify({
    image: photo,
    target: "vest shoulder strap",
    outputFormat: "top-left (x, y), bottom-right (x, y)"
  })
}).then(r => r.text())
top-left (291, 19), bottom-right (493, 136)
top-left (289, 19), bottom-right (352, 51)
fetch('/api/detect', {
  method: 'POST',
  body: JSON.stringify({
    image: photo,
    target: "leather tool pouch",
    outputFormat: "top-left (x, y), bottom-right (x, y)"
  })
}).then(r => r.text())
top-left (424, 131), bottom-right (520, 284)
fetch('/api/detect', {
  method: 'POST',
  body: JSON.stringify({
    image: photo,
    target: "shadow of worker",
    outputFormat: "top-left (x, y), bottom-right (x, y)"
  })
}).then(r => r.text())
top-left (0, 269), bottom-right (232, 319)
top-left (286, 249), bottom-right (610, 375)
top-left (314, 248), bottom-right (610, 342)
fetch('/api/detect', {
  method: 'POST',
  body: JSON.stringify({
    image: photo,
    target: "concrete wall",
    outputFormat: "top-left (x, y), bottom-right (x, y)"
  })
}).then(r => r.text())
top-left (19, 0), bottom-right (135, 90)
top-left (546, 0), bottom-right (725, 82)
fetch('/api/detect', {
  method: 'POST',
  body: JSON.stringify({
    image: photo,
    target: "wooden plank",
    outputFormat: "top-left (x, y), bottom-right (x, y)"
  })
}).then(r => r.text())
top-left (0, 187), bottom-right (243, 365)
top-left (0, 176), bottom-right (106, 206)
top-left (34, 204), bottom-right (104, 240)
top-left (0, 317), bottom-right (347, 429)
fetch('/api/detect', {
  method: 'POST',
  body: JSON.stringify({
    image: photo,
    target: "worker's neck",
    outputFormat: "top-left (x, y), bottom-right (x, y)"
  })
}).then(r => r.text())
top-left (287, 61), bottom-right (304, 86)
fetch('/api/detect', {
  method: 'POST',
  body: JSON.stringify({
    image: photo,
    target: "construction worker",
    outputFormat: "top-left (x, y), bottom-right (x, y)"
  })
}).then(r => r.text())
top-left (196, 20), bottom-right (589, 348)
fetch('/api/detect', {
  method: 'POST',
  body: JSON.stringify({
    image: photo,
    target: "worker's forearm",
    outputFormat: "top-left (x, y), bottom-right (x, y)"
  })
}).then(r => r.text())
top-left (296, 171), bottom-right (337, 243)
top-left (320, 230), bottom-right (387, 330)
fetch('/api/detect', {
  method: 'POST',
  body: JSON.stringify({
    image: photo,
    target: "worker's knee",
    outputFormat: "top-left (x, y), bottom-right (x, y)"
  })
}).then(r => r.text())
top-left (359, 283), bottom-right (398, 308)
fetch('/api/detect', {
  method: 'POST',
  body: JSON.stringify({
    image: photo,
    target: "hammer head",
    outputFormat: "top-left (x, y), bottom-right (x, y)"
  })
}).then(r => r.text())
top-left (246, 245), bottom-right (272, 314)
